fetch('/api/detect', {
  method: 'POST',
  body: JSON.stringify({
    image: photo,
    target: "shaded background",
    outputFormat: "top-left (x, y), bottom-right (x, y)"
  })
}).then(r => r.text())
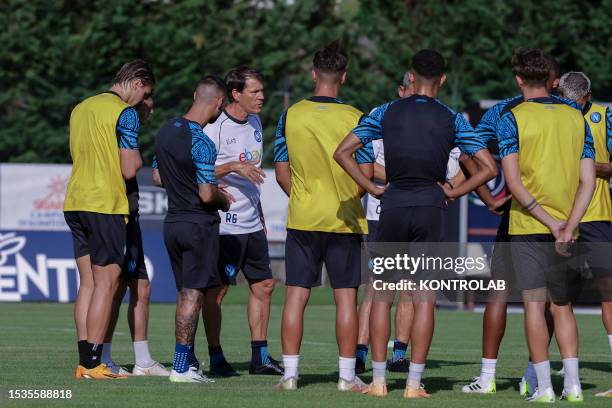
top-left (1, 0), bottom-right (611, 166)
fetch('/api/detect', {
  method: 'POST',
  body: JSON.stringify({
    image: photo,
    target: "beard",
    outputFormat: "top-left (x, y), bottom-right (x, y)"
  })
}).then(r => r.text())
top-left (209, 109), bottom-right (223, 123)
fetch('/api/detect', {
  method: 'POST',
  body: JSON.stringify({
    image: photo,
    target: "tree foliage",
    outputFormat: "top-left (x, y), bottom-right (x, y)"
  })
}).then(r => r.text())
top-left (1, 0), bottom-right (610, 165)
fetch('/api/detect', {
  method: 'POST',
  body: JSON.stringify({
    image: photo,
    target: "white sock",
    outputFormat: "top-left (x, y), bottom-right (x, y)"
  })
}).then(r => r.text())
top-left (407, 361), bottom-right (425, 388)
top-left (339, 357), bottom-right (356, 382)
top-left (372, 360), bottom-right (387, 385)
top-left (524, 361), bottom-right (538, 387)
top-left (533, 361), bottom-right (552, 390)
top-left (283, 355), bottom-right (299, 380)
top-left (608, 334), bottom-right (612, 355)
top-left (101, 342), bottom-right (113, 365)
top-left (134, 340), bottom-right (155, 368)
top-left (480, 358), bottom-right (496, 382)
top-left (562, 357), bottom-right (580, 390)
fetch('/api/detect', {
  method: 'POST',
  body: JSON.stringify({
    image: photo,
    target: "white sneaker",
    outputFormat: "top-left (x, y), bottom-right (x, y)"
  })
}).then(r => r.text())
top-left (275, 376), bottom-right (298, 390)
top-left (461, 376), bottom-right (496, 394)
top-left (189, 365), bottom-right (203, 376)
top-left (106, 362), bottom-right (131, 376)
top-left (526, 387), bottom-right (555, 403)
top-left (169, 369), bottom-right (214, 383)
top-left (556, 367), bottom-right (565, 376)
top-left (132, 361), bottom-right (170, 377)
top-left (559, 385), bottom-right (583, 402)
top-left (337, 376), bottom-right (367, 392)
top-left (595, 389), bottom-right (612, 398)
top-left (519, 376), bottom-right (536, 397)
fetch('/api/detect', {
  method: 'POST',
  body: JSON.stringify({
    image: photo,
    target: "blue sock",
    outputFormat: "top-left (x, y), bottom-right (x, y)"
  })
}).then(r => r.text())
top-left (173, 343), bottom-right (192, 374)
top-left (251, 340), bottom-right (270, 366)
top-left (188, 344), bottom-right (199, 370)
top-left (392, 340), bottom-right (408, 362)
top-left (209, 345), bottom-right (224, 365)
top-left (356, 344), bottom-right (368, 362)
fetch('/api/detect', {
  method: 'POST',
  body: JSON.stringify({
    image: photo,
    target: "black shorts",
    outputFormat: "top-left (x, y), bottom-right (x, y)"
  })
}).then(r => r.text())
top-left (163, 220), bottom-right (221, 290)
top-left (122, 213), bottom-right (148, 280)
top-left (64, 211), bottom-right (126, 267)
top-left (377, 206), bottom-right (444, 242)
top-left (218, 230), bottom-right (272, 285)
top-left (490, 214), bottom-right (514, 283)
top-left (578, 221), bottom-right (612, 279)
top-left (510, 234), bottom-right (581, 303)
top-left (362, 220), bottom-right (379, 283)
top-left (285, 229), bottom-right (362, 289)
top-left (497, 201), bottom-right (511, 238)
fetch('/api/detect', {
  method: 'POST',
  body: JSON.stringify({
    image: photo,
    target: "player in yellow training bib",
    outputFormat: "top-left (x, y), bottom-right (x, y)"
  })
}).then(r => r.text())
top-left (64, 60), bottom-right (154, 380)
top-left (273, 41), bottom-right (374, 392)
top-left (496, 49), bottom-right (595, 403)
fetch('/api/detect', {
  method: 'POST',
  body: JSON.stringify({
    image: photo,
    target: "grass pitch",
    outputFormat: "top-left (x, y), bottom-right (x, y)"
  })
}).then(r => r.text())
top-left (1, 287), bottom-right (610, 407)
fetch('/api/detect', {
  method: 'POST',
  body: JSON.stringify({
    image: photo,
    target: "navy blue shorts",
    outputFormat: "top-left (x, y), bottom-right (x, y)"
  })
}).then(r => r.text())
top-left (366, 220), bottom-right (379, 242)
top-left (64, 211), bottom-right (126, 267)
top-left (163, 220), bottom-right (221, 290)
top-left (122, 213), bottom-right (148, 280)
top-left (285, 229), bottom-right (362, 289)
top-left (218, 230), bottom-right (272, 285)
top-left (377, 206), bottom-right (444, 242)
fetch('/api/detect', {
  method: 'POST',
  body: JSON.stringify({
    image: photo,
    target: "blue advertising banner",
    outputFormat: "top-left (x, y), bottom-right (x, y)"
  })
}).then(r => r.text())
top-left (0, 230), bottom-right (176, 303)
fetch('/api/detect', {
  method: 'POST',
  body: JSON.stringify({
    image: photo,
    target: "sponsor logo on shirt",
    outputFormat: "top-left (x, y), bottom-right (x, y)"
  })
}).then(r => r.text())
top-left (254, 129), bottom-right (263, 142)
top-left (590, 112), bottom-right (601, 123)
top-left (239, 149), bottom-right (262, 162)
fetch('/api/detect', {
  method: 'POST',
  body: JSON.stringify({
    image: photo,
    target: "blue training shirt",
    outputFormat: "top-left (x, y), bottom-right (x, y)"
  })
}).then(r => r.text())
top-left (154, 117), bottom-right (219, 223)
top-left (352, 94), bottom-right (487, 209)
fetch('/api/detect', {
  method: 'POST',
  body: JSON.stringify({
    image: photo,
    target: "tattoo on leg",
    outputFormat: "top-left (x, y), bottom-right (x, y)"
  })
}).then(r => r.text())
top-left (176, 288), bottom-right (204, 344)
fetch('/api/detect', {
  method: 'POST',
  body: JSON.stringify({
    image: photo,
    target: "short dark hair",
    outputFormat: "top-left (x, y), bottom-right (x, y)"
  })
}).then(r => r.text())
top-left (410, 49), bottom-right (446, 80)
top-left (511, 48), bottom-right (551, 86)
top-left (544, 53), bottom-right (561, 80)
top-left (195, 75), bottom-right (227, 101)
top-left (225, 66), bottom-right (264, 102)
top-left (112, 59), bottom-right (155, 86)
top-left (558, 72), bottom-right (591, 100)
top-left (197, 75), bottom-right (227, 95)
top-left (313, 40), bottom-right (348, 74)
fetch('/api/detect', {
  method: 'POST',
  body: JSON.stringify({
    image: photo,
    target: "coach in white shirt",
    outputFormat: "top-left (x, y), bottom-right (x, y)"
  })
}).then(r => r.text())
top-left (202, 66), bottom-right (283, 377)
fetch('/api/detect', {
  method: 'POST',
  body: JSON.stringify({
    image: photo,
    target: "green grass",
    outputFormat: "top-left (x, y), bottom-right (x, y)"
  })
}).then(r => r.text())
top-left (0, 287), bottom-right (610, 407)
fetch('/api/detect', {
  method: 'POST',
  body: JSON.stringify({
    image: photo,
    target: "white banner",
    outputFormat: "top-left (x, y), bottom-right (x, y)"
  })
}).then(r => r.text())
top-left (260, 169), bottom-right (288, 242)
top-left (0, 164), bottom-right (289, 239)
top-left (0, 163), bottom-right (71, 231)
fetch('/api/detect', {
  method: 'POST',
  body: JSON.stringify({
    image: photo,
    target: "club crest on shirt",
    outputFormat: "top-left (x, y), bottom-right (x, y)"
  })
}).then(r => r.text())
top-left (254, 129), bottom-right (263, 143)
top-left (590, 112), bottom-right (601, 123)
top-left (225, 264), bottom-right (237, 277)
